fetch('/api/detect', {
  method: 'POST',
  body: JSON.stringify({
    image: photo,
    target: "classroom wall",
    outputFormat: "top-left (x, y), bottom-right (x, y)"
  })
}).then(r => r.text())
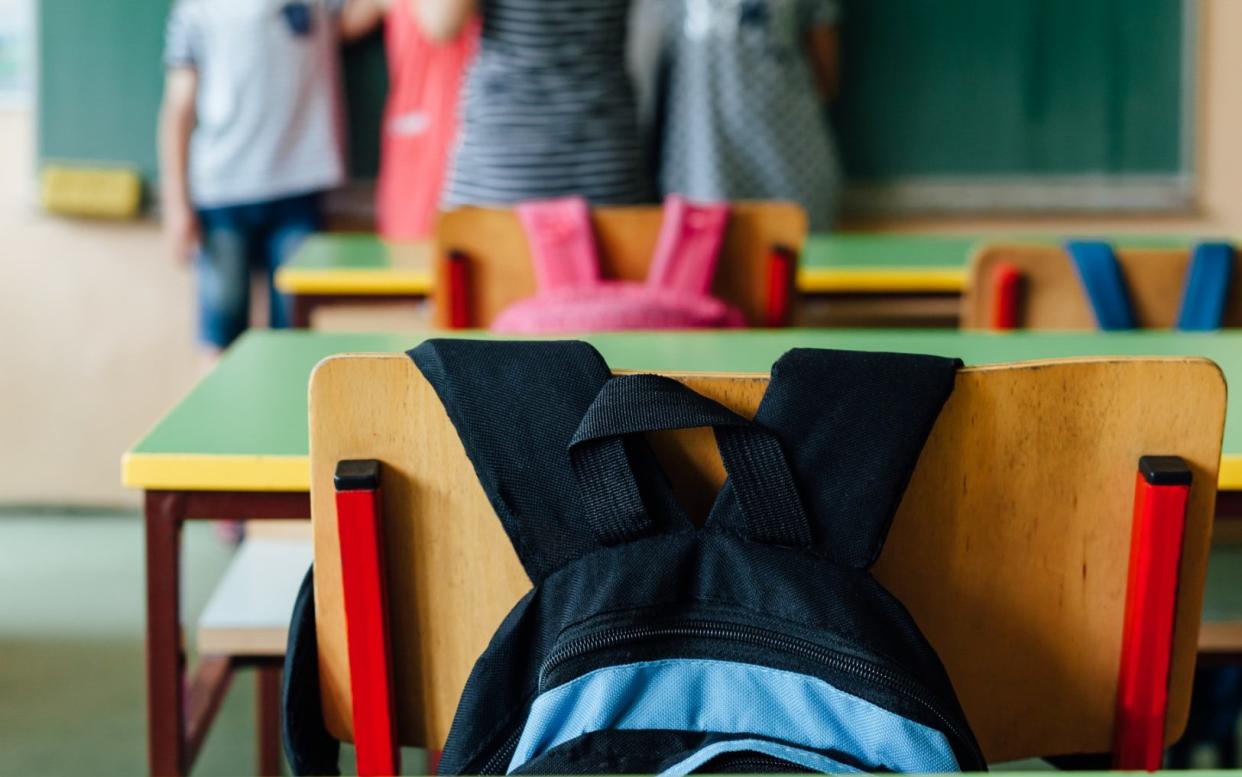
top-left (2, 0), bottom-right (1242, 507)
top-left (855, 0), bottom-right (1242, 234)
top-left (0, 107), bottom-right (201, 507)
top-left (1196, 0), bottom-right (1242, 229)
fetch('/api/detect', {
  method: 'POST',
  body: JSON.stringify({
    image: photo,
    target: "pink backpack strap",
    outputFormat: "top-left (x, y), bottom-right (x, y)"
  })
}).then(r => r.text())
top-left (646, 195), bottom-right (730, 294)
top-left (516, 197), bottom-right (601, 292)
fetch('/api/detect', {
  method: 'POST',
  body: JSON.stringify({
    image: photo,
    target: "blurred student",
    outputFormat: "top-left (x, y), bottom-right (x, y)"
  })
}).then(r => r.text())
top-left (159, 0), bottom-right (385, 351)
top-left (417, 0), bottom-right (651, 206)
top-left (377, 2), bottom-right (478, 239)
top-left (659, 0), bottom-right (842, 230)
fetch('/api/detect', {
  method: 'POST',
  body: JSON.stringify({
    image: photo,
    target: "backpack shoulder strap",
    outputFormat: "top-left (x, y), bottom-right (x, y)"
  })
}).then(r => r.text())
top-left (752, 348), bottom-right (961, 569)
top-left (408, 339), bottom-right (689, 583)
top-left (1177, 242), bottom-right (1234, 331)
top-left (1066, 240), bottom-right (1137, 330)
top-left (645, 195), bottom-right (730, 294)
top-left (517, 197), bottom-right (601, 292)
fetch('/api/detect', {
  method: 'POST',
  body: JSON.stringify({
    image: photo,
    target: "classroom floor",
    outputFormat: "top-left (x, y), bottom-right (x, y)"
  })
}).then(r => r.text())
top-left (0, 511), bottom-right (257, 775)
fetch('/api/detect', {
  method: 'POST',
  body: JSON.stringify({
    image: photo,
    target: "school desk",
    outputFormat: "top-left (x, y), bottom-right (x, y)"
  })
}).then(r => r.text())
top-left (275, 234), bottom-right (433, 327)
top-left (123, 328), bottom-right (1242, 776)
top-left (274, 232), bottom-right (976, 325)
top-left (276, 232), bottom-right (1203, 328)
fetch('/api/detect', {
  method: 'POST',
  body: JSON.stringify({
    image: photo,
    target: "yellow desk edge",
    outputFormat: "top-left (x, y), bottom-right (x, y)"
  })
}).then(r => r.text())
top-left (796, 267), bottom-right (967, 294)
top-left (276, 266), bottom-right (965, 297)
top-left (122, 452), bottom-right (310, 492)
top-left (123, 451), bottom-right (1242, 494)
top-left (274, 268), bottom-right (433, 296)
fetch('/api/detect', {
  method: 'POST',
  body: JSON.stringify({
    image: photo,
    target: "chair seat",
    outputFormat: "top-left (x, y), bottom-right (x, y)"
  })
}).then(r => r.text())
top-left (197, 533), bottom-right (312, 657)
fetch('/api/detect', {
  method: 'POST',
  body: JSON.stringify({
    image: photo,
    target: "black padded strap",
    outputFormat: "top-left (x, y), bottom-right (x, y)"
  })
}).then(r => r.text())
top-left (409, 339), bottom-right (622, 583)
top-left (570, 374), bottom-right (813, 548)
top-left (754, 348), bottom-right (961, 569)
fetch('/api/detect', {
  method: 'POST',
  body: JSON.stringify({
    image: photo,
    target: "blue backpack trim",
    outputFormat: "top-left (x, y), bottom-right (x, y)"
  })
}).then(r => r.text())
top-left (659, 737), bottom-right (863, 776)
top-left (1066, 240), bottom-right (1137, 330)
top-left (1177, 242), bottom-right (1234, 331)
top-left (507, 658), bottom-right (959, 774)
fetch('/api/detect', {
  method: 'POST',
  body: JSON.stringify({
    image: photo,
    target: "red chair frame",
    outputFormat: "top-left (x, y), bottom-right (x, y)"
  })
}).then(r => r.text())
top-left (990, 262), bottom-right (1025, 330)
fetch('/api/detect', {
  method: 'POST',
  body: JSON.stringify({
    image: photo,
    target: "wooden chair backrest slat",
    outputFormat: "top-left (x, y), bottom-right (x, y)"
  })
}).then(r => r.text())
top-left (962, 244), bottom-right (1242, 329)
top-left (308, 353), bottom-right (1224, 763)
top-left (431, 202), bottom-right (807, 327)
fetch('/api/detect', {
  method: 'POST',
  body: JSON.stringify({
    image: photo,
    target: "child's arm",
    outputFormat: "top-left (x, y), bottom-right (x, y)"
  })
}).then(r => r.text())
top-left (158, 67), bottom-right (199, 263)
top-left (806, 22), bottom-right (840, 102)
top-left (414, 0), bottom-right (476, 42)
top-left (339, 0), bottom-right (390, 42)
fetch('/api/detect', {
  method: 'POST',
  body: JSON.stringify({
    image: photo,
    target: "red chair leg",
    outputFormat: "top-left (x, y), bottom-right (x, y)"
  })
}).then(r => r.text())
top-left (990, 263), bottom-right (1024, 330)
top-left (447, 250), bottom-right (471, 329)
top-left (765, 244), bottom-right (796, 328)
top-left (1112, 456), bottom-right (1192, 771)
top-left (336, 460), bottom-right (400, 777)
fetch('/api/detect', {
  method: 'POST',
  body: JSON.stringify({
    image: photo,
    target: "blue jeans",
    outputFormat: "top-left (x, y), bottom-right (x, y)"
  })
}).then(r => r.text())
top-left (195, 191), bottom-right (324, 348)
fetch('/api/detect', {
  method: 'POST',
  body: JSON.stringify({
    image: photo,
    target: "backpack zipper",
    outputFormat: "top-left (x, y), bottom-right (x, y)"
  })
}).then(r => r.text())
top-left (695, 753), bottom-right (812, 773)
top-left (537, 620), bottom-right (984, 768)
top-left (479, 726), bottom-right (523, 774)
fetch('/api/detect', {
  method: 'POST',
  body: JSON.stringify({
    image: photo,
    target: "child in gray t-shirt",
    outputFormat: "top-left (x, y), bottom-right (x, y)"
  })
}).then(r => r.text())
top-left (658, 0), bottom-right (842, 230)
top-left (159, 0), bottom-right (385, 349)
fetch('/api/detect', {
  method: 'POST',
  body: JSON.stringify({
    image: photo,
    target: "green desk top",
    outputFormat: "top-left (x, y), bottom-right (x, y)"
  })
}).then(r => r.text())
top-left (291, 233), bottom-right (395, 270)
top-left (801, 232), bottom-right (1203, 270)
top-left (284, 231), bottom-right (1204, 272)
top-left (801, 234), bottom-right (978, 270)
top-left (277, 231), bottom-right (1215, 297)
top-left (127, 328), bottom-right (1242, 468)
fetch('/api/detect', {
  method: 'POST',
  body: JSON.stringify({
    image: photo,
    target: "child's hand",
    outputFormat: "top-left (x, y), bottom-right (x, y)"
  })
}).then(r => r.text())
top-left (164, 202), bottom-right (201, 264)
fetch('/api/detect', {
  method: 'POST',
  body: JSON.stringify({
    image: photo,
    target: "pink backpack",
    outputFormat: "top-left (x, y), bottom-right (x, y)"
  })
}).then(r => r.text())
top-left (491, 196), bottom-right (747, 333)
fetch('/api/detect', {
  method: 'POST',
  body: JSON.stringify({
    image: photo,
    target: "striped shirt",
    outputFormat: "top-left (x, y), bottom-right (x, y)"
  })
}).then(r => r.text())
top-left (443, 0), bottom-right (652, 206)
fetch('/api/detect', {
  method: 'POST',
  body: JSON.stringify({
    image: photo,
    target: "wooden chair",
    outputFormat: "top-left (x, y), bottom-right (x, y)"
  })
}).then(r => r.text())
top-left (430, 202), bottom-right (807, 328)
top-left (307, 352), bottom-right (1225, 773)
top-left (962, 243), bottom-right (1242, 330)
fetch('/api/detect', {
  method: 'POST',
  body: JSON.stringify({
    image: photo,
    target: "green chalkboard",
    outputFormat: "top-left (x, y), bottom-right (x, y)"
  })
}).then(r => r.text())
top-left (834, 0), bottom-right (1188, 179)
top-left (36, 0), bottom-right (389, 185)
top-left (37, 0), bottom-right (1190, 209)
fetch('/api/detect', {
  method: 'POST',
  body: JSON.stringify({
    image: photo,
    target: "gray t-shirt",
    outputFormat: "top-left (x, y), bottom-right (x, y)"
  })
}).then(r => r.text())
top-left (164, 0), bottom-right (346, 208)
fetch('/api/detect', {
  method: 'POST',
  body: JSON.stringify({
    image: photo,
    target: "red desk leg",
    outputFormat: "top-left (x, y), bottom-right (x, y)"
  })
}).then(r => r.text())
top-left (1113, 456), bottom-right (1192, 771)
top-left (336, 460), bottom-right (400, 777)
top-left (765, 244), bottom-right (796, 328)
top-left (291, 295), bottom-right (314, 328)
top-left (146, 491), bottom-right (187, 777)
top-left (447, 250), bottom-right (471, 329)
top-left (990, 263), bottom-right (1024, 330)
top-left (144, 491), bottom-right (310, 777)
top-left (256, 665), bottom-right (283, 776)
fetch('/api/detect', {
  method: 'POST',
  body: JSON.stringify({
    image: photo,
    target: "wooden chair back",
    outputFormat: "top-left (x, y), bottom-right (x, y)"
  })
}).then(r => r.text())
top-left (431, 202), bottom-right (807, 327)
top-left (962, 243), bottom-right (1242, 329)
top-left (308, 352), bottom-right (1224, 764)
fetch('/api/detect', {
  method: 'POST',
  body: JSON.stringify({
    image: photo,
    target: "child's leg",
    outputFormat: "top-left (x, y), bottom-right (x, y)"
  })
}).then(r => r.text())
top-left (262, 192), bottom-right (325, 329)
top-left (196, 205), bottom-right (255, 350)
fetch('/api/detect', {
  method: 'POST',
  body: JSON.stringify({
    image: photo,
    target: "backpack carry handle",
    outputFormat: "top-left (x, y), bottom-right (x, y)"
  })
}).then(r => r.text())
top-left (569, 374), bottom-right (814, 549)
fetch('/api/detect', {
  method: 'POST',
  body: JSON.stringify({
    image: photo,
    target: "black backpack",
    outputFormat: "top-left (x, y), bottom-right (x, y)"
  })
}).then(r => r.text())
top-left (284, 340), bottom-right (986, 774)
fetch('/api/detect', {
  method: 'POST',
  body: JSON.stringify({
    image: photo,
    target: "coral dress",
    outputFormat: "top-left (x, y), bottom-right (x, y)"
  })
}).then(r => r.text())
top-left (376, 0), bottom-right (479, 239)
